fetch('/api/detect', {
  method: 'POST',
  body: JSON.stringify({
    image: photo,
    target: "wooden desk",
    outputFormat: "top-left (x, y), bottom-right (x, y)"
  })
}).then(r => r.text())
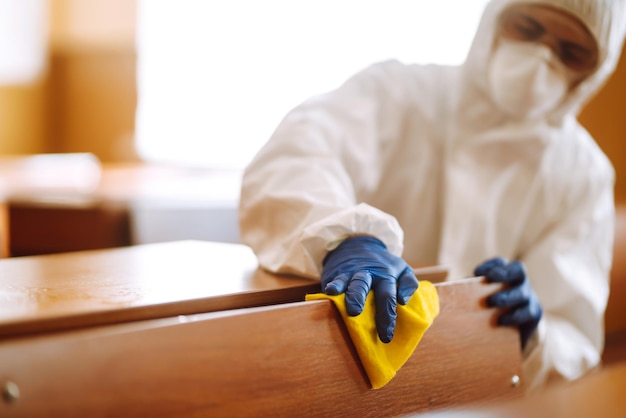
top-left (0, 240), bottom-right (319, 337)
top-left (0, 240), bottom-right (523, 416)
top-left (0, 240), bottom-right (447, 339)
top-left (414, 362), bottom-right (626, 418)
top-left (0, 277), bottom-right (523, 417)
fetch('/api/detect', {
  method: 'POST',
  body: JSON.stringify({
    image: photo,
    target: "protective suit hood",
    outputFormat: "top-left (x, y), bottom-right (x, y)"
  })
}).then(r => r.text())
top-left (463, 0), bottom-right (626, 123)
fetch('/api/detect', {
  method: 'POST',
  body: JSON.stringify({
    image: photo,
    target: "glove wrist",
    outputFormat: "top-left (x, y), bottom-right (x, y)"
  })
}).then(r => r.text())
top-left (323, 235), bottom-right (387, 267)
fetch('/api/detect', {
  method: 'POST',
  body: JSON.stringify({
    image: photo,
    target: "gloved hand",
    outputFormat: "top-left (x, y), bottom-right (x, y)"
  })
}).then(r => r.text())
top-left (474, 257), bottom-right (543, 349)
top-left (321, 235), bottom-right (419, 343)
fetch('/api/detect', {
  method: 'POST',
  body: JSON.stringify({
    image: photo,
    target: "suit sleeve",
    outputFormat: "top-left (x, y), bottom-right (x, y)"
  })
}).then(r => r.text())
top-left (238, 61), bottom-right (412, 279)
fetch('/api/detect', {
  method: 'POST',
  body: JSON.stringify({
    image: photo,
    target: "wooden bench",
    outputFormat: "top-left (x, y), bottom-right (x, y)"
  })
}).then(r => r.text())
top-left (0, 277), bottom-right (522, 417)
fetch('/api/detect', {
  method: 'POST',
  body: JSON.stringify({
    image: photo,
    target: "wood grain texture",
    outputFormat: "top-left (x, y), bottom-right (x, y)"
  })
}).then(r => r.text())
top-left (0, 277), bottom-right (523, 417)
top-left (0, 241), bottom-right (446, 339)
top-left (0, 241), bottom-right (319, 338)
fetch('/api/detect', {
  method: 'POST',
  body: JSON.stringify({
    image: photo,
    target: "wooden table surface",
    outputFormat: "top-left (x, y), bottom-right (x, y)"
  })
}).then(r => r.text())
top-left (0, 240), bottom-right (319, 338)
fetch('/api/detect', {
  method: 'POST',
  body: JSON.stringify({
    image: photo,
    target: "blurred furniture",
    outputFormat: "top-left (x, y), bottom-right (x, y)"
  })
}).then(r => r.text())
top-left (0, 202), bottom-right (8, 258)
top-left (603, 205), bottom-right (626, 365)
top-left (0, 241), bottom-right (522, 417)
top-left (415, 362), bottom-right (626, 418)
top-left (0, 156), bottom-right (240, 257)
top-left (8, 201), bottom-right (131, 257)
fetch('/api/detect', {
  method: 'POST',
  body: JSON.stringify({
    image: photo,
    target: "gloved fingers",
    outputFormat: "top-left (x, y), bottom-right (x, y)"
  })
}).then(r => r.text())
top-left (498, 299), bottom-right (543, 327)
top-left (478, 259), bottom-right (527, 285)
top-left (345, 270), bottom-right (373, 317)
top-left (397, 268), bottom-right (419, 305)
top-left (494, 290), bottom-right (542, 350)
top-left (373, 278), bottom-right (398, 343)
top-left (520, 321), bottom-right (540, 350)
top-left (323, 273), bottom-right (350, 295)
top-left (474, 257), bottom-right (507, 276)
top-left (483, 265), bottom-right (508, 283)
top-left (486, 280), bottom-right (530, 308)
top-left (484, 262), bottom-right (526, 284)
top-left (503, 261), bottom-right (527, 285)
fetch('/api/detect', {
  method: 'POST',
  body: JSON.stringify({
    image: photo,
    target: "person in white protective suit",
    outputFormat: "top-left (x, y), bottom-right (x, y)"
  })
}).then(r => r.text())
top-left (238, 0), bottom-right (626, 392)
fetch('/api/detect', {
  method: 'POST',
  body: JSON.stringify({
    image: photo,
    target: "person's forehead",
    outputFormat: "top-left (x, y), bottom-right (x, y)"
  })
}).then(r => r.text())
top-left (501, 3), bottom-right (597, 48)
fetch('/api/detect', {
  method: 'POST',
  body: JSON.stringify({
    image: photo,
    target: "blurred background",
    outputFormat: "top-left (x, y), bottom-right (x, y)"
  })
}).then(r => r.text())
top-left (0, 0), bottom-right (505, 166)
top-left (0, 0), bottom-right (624, 257)
top-left (1, 0), bottom-right (136, 160)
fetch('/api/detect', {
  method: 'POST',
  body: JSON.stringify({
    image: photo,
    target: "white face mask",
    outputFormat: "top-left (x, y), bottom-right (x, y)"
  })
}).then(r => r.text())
top-left (487, 39), bottom-right (569, 120)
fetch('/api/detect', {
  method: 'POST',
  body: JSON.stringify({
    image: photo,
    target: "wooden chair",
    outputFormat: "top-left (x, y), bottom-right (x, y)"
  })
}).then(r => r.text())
top-left (0, 201), bottom-right (8, 258)
top-left (0, 277), bottom-right (523, 417)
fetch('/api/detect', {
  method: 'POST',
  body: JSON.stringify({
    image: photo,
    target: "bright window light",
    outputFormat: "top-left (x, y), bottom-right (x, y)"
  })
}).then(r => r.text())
top-left (0, 0), bottom-right (47, 85)
top-left (135, 0), bottom-right (489, 169)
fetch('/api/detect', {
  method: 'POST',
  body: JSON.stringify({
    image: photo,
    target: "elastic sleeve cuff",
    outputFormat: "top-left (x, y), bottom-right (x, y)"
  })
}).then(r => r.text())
top-left (299, 203), bottom-right (404, 273)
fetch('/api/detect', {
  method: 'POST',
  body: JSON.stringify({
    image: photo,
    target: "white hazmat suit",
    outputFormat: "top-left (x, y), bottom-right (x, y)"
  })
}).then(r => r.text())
top-left (239, 0), bottom-right (626, 391)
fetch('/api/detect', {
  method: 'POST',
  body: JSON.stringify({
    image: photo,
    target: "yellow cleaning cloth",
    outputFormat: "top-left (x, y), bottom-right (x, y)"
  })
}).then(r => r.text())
top-left (305, 280), bottom-right (439, 389)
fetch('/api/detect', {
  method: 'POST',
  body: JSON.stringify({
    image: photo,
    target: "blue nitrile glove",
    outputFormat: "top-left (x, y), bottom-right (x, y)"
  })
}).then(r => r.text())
top-left (321, 236), bottom-right (419, 343)
top-left (474, 257), bottom-right (543, 350)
